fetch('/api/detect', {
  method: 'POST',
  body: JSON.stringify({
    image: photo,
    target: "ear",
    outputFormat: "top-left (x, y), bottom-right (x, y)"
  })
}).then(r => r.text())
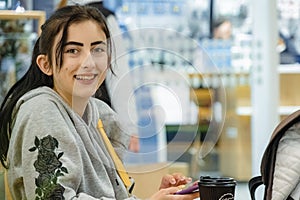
top-left (36, 54), bottom-right (53, 76)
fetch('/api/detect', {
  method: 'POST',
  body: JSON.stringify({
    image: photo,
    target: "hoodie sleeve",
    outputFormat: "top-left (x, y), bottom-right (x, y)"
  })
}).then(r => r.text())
top-left (7, 95), bottom-right (138, 200)
top-left (8, 97), bottom-right (88, 199)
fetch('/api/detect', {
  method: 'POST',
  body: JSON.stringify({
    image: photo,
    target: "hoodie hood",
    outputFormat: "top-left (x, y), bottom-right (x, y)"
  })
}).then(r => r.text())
top-left (14, 86), bottom-right (73, 117)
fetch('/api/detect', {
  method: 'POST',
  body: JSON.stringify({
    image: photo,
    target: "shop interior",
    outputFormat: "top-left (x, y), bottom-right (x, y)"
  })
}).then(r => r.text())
top-left (1, 0), bottom-right (300, 199)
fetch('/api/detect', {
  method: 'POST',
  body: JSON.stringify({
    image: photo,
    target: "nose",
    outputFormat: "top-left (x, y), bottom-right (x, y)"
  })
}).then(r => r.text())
top-left (81, 52), bottom-right (96, 69)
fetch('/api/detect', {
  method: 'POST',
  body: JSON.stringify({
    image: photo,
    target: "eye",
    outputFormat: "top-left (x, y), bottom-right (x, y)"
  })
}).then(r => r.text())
top-left (65, 48), bottom-right (79, 54)
top-left (91, 44), bottom-right (107, 56)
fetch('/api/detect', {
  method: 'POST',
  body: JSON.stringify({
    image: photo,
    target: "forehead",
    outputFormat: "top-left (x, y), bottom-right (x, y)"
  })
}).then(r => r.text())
top-left (67, 20), bottom-right (107, 41)
top-left (54, 20), bottom-right (107, 46)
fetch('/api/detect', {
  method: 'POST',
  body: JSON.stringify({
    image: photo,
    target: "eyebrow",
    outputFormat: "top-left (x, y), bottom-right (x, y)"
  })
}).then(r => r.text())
top-left (65, 41), bottom-right (106, 47)
top-left (91, 41), bottom-right (106, 46)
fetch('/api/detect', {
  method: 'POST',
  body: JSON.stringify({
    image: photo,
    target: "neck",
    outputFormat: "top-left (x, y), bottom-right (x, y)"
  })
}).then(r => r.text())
top-left (71, 97), bottom-right (88, 117)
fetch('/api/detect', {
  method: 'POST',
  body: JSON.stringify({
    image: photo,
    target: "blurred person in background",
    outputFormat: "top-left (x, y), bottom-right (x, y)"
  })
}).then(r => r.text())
top-left (213, 18), bottom-right (232, 40)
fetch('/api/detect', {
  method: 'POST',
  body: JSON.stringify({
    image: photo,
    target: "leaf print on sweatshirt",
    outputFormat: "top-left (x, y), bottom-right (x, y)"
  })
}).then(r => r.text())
top-left (29, 135), bottom-right (69, 200)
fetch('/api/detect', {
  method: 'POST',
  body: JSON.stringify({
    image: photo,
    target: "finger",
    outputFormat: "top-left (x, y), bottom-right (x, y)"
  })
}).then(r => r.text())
top-left (192, 180), bottom-right (199, 186)
top-left (160, 174), bottom-right (177, 189)
top-left (171, 173), bottom-right (192, 185)
top-left (172, 173), bottom-right (191, 181)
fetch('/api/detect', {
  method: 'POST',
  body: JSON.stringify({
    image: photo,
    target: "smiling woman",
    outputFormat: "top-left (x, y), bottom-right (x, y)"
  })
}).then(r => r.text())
top-left (0, 5), bottom-right (199, 200)
top-left (36, 20), bottom-right (109, 116)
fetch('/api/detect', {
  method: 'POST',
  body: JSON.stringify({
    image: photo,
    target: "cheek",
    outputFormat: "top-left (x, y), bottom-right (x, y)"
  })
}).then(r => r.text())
top-left (95, 57), bottom-right (108, 72)
top-left (97, 70), bottom-right (107, 87)
top-left (60, 66), bottom-right (72, 77)
top-left (61, 60), bottom-right (78, 74)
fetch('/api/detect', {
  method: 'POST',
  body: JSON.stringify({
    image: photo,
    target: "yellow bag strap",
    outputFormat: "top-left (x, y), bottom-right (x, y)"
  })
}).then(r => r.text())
top-left (4, 169), bottom-right (13, 200)
top-left (97, 119), bottom-right (131, 188)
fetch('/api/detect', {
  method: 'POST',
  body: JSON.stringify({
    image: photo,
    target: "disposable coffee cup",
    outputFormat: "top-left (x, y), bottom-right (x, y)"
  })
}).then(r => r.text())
top-left (198, 176), bottom-right (236, 200)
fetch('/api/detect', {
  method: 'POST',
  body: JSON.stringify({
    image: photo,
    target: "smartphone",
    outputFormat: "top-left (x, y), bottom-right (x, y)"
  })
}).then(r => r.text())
top-left (174, 183), bottom-right (199, 195)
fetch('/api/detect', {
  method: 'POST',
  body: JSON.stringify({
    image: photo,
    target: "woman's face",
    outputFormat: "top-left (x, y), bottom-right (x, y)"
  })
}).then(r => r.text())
top-left (52, 20), bottom-right (108, 107)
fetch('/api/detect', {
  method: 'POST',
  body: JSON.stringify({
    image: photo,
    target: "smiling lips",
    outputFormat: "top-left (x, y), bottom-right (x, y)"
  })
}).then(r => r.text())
top-left (74, 74), bottom-right (97, 81)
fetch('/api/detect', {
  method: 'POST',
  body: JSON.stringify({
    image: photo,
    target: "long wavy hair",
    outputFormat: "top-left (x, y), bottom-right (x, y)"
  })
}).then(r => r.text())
top-left (0, 5), bottom-right (113, 168)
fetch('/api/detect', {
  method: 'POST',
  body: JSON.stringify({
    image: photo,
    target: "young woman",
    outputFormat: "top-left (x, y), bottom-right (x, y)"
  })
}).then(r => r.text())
top-left (0, 5), bottom-right (199, 200)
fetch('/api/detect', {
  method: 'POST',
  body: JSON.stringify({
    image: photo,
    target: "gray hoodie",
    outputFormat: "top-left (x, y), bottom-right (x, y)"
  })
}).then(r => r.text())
top-left (7, 86), bottom-right (138, 199)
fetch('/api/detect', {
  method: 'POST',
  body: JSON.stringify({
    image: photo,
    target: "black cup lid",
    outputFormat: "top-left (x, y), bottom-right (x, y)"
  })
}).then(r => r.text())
top-left (199, 176), bottom-right (236, 186)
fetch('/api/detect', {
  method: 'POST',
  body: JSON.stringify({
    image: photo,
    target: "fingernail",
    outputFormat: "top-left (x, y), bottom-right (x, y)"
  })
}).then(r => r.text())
top-left (171, 178), bottom-right (176, 184)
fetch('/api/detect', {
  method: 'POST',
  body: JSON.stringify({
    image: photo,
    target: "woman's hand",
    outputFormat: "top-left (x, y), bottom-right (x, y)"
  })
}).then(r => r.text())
top-left (149, 187), bottom-right (199, 200)
top-left (147, 173), bottom-right (199, 200)
top-left (159, 173), bottom-right (192, 189)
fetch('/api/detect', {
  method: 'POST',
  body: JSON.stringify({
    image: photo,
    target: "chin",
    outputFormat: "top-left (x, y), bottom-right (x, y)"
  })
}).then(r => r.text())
top-left (73, 90), bottom-right (96, 100)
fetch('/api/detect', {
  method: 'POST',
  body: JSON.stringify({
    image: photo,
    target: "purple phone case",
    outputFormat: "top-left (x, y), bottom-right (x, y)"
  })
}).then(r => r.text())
top-left (175, 184), bottom-right (199, 195)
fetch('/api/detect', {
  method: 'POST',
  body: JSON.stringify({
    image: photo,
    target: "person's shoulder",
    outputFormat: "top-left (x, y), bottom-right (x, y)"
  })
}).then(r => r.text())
top-left (16, 87), bottom-right (63, 113)
top-left (90, 97), bottom-right (113, 111)
top-left (90, 97), bottom-right (119, 120)
top-left (20, 86), bottom-right (56, 101)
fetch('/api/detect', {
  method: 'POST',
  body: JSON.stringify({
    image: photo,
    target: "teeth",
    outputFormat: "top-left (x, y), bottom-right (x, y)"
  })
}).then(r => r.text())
top-left (75, 75), bottom-right (95, 80)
